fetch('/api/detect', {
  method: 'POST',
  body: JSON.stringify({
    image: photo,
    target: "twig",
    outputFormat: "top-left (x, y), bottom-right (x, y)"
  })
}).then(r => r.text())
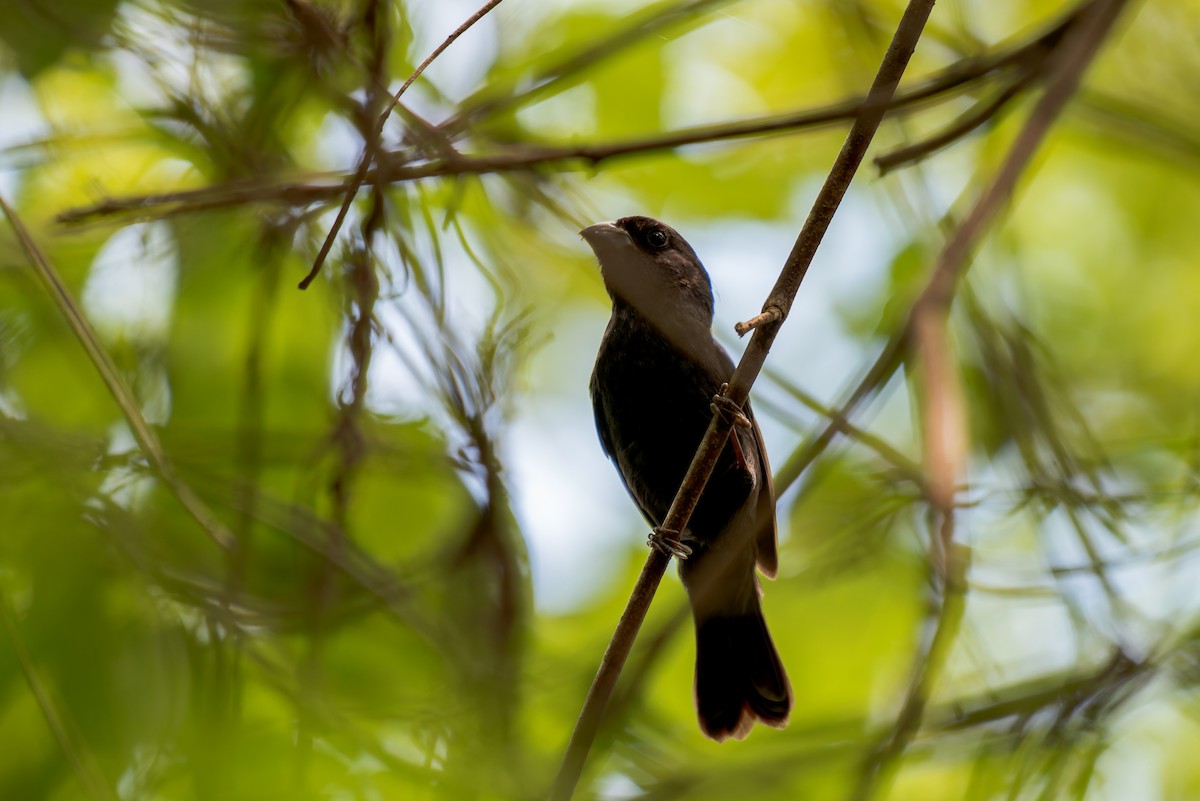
top-left (549, 3), bottom-right (935, 799)
top-left (868, 0), bottom-right (1093, 177)
top-left (617, 645), bottom-right (1151, 799)
top-left (875, 68), bottom-right (1040, 174)
top-left (774, 333), bottom-right (908, 494)
top-left (934, 648), bottom-right (1143, 732)
top-left (58, 9), bottom-right (1081, 228)
top-left (297, 0), bottom-right (505, 289)
top-left (733, 306), bottom-right (781, 336)
top-left (909, 305), bottom-right (968, 801)
top-left (909, 0), bottom-right (1126, 327)
top-left (913, 284), bottom-right (967, 565)
top-left (849, 1), bottom-right (1130, 797)
top-left (0, 195), bottom-right (235, 551)
top-left (761, 365), bottom-right (925, 489)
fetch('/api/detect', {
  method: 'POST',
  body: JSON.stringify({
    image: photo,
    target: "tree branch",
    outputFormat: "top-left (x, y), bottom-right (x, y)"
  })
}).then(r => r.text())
top-left (874, 69), bottom-right (1039, 175)
top-left (297, 0), bottom-right (505, 290)
top-left (56, 7), bottom-right (1082, 228)
top-left (0, 194), bottom-right (236, 551)
top-left (549, 3), bottom-right (935, 799)
top-left (850, 0), bottom-right (1130, 797)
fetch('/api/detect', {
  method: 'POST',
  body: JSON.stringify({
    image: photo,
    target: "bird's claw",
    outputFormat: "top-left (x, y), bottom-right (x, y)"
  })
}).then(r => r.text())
top-left (648, 527), bottom-right (692, 559)
top-left (710, 383), bottom-right (751, 428)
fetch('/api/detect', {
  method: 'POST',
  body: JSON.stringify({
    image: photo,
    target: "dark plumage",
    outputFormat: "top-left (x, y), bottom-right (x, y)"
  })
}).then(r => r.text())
top-left (582, 215), bottom-right (791, 741)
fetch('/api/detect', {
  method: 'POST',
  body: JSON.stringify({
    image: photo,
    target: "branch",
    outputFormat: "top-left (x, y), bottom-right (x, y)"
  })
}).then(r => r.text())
top-left (0, 195), bottom-right (236, 551)
top-left (774, 333), bottom-right (908, 494)
top-left (850, 0), bottom-right (1130, 797)
top-left (297, 0), bottom-right (505, 289)
top-left (849, 539), bottom-right (969, 801)
top-left (933, 647), bottom-right (1146, 733)
top-left (874, 69), bottom-right (1038, 175)
top-left (760, 364), bottom-right (925, 489)
top-left (549, 3), bottom-right (936, 799)
top-left (56, 7), bottom-right (1082, 227)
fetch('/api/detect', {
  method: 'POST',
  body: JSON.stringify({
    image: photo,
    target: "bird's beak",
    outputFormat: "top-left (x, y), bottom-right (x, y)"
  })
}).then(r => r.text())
top-left (580, 221), bottom-right (628, 247)
top-left (581, 222), bottom-right (634, 272)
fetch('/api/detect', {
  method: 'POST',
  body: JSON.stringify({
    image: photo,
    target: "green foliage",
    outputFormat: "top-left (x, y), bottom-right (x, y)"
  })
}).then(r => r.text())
top-left (1, 1), bottom-right (1198, 800)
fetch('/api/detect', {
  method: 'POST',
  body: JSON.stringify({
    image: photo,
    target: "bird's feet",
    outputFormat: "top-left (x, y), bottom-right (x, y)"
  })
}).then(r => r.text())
top-left (648, 527), bottom-right (692, 559)
top-left (711, 383), bottom-right (752, 470)
top-left (710, 383), bottom-right (752, 428)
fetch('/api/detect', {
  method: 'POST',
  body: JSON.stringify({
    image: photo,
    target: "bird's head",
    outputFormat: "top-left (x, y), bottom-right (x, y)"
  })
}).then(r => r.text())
top-left (581, 216), bottom-right (715, 330)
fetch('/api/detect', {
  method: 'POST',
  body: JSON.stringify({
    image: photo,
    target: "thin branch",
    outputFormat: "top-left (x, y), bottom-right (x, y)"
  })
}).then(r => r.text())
top-left (760, 364), bottom-right (925, 489)
top-left (0, 195), bottom-right (235, 551)
top-left (934, 647), bottom-right (1145, 732)
top-left (550, 3), bottom-right (935, 799)
top-left (914, 278), bottom-right (968, 567)
top-left (297, 0), bottom-right (505, 289)
top-left (774, 333), bottom-right (908, 495)
top-left (618, 645), bottom-right (1152, 801)
top-left (875, 68), bottom-right (1039, 174)
top-left (910, 0), bottom-right (1126, 327)
top-left (849, 1), bottom-right (1130, 797)
top-left (57, 8), bottom-right (1082, 228)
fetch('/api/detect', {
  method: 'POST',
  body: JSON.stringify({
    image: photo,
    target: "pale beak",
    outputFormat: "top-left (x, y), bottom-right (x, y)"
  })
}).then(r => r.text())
top-left (580, 221), bottom-right (628, 246)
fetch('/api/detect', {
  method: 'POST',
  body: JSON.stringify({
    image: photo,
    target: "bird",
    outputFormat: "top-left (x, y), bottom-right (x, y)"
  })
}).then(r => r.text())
top-left (582, 215), bottom-right (791, 741)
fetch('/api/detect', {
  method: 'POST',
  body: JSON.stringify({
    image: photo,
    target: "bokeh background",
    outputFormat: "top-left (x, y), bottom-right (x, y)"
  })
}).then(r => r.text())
top-left (1, 0), bottom-right (1199, 799)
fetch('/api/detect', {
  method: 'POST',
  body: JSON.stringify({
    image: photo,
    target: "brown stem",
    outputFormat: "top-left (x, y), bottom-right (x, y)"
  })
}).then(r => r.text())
top-left (297, 0), bottom-right (505, 290)
top-left (874, 68), bottom-right (1040, 175)
top-left (0, 194), bottom-right (236, 551)
top-left (851, 1), bottom-right (1130, 797)
top-left (56, 7), bottom-right (1083, 228)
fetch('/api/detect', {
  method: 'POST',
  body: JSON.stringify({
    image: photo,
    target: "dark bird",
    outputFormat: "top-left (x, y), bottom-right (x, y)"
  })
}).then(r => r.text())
top-left (582, 215), bottom-right (791, 741)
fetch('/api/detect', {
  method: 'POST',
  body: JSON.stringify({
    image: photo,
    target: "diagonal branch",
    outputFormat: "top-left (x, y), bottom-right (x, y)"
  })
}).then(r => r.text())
top-left (0, 195), bottom-right (236, 551)
top-left (57, 6), bottom-right (1084, 228)
top-left (297, 0), bottom-right (505, 290)
top-left (851, 1), bottom-right (1130, 797)
top-left (874, 68), bottom-right (1039, 175)
top-left (549, 3), bottom-right (935, 799)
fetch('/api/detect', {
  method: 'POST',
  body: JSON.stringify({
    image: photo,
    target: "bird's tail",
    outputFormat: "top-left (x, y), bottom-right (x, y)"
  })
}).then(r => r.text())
top-left (693, 600), bottom-right (791, 741)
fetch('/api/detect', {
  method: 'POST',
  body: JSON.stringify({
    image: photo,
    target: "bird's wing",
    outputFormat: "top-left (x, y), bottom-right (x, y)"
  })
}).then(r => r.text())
top-left (590, 368), bottom-right (616, 461)
top-left (591, 365), bottom-right (661, 526)
top-left (708, 341), bottom-right (779, 578)
top-left (747, 400), bottom-right (779, 580)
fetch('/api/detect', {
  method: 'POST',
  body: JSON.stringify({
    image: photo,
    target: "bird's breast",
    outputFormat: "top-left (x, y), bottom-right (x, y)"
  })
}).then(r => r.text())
top-left (592, 315), bottom-right (744, 528)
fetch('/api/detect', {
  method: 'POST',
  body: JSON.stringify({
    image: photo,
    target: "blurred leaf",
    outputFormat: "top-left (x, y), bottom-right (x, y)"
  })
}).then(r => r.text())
top-left (0, 0), bottom-right (121, 78)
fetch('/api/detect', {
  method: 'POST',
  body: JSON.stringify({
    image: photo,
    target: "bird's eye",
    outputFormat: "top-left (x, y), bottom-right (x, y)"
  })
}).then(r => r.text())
top-left (645, 229), bottom-right (669, 249)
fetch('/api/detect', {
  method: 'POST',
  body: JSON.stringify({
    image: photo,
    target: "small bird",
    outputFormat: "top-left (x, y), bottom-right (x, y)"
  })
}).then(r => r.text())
top-left (582, 215), bottom-right (791, 741)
